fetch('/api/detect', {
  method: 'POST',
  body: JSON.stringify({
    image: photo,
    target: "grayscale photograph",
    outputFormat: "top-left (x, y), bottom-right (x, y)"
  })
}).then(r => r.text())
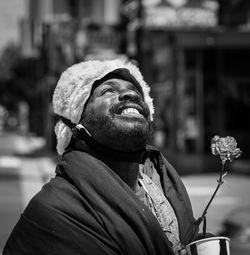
top-left (0, 1), bottom-right (250, 254)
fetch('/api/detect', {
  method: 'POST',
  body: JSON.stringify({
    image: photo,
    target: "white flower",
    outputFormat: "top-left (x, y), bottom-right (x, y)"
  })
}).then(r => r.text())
top-left (211, 135), bottom-right (242, 163)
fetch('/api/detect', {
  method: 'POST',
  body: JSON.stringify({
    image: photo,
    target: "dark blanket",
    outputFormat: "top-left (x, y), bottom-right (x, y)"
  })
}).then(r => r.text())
top-left (3, 147), bottom-right (197, 255)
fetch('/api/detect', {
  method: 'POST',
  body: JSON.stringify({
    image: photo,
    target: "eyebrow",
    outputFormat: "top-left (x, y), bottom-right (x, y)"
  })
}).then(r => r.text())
top-left (102, 80), bottom-right (142, 95)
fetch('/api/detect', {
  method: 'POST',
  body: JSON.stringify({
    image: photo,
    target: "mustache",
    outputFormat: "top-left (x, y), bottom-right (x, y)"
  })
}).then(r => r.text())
top-left (110, 100), bottom-right (150, 119)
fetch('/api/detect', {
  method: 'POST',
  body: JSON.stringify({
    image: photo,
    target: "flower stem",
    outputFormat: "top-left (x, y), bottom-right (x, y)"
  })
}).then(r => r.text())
top-left (191, 162), bottom-right (226, 241)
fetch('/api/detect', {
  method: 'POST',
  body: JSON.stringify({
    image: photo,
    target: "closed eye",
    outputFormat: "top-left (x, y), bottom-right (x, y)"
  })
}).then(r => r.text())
top-left (100, 88), bottom-right (115, 95)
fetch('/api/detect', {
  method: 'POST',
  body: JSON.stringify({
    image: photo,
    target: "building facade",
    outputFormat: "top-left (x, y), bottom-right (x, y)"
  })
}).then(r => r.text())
top-left (138, 0), bottom-right (250, 173)
top-left (20, 0), bottom-right (250, 173)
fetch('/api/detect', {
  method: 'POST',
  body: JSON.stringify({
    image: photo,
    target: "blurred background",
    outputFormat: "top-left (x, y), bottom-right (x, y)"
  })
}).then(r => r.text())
top-left (0, 0), bottom-right (250, 254)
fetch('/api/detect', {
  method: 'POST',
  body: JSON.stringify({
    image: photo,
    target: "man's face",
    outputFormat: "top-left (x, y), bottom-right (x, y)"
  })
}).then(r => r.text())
top-left (80, 78), bottom-right (151, 152)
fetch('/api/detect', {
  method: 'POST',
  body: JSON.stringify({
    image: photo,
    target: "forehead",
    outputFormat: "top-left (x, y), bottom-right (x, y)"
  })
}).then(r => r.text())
top-left (92, 77), bottom-right (144, 96)
top-left (98, 78), bottom-right (140, 90)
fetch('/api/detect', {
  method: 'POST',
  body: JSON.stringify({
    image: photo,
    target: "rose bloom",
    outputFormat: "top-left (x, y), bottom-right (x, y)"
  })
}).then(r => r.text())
top-left (211, 136), bottom-right (242, 163)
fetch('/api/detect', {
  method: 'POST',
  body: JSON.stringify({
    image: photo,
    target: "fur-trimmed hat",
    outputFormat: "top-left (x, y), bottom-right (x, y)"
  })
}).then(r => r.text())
top-left (53, 59), bottom-right (154, 155)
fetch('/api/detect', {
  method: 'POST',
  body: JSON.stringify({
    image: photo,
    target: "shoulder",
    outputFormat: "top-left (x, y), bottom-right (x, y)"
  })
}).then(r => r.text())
top-left (23, 175), bottom-right (79, 220)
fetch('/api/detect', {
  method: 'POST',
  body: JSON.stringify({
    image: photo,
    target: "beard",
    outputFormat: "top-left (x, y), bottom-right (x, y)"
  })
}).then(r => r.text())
top-left (81, 107), bottom-right (151, 152)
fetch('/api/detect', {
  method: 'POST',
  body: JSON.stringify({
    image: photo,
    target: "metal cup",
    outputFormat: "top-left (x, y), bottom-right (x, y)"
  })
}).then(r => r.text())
top-left (185, 236), bottom-right (230, 255)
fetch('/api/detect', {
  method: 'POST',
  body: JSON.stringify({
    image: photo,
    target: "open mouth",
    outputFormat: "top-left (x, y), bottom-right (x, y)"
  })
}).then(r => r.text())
top-left (116, 103), bottom-right (146, 118)
top-left (111, 102), bottom-right (149, 120)
top-left (120, 107), bottom-right (141, 116)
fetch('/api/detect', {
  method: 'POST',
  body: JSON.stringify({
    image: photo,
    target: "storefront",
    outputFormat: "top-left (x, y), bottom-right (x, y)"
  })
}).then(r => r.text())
top-left (137, 0), bottom-right (250, 172)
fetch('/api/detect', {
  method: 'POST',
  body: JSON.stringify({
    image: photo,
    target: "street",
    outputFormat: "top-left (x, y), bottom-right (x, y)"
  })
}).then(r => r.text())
top-left (183, 173), bottom-right (250, 254)
top-left (0, 132), bottom-right (250, 254)
top-left (0, 132), bottom-right (55, 253)
top-left (183, 173), bottom-right (250, 234)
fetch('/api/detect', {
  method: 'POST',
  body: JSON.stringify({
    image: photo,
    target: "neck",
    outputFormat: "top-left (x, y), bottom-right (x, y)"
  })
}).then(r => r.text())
top-left (101, 158), bottom-right (140, 191)
top-left (68, 138), bottom-right (141, 191)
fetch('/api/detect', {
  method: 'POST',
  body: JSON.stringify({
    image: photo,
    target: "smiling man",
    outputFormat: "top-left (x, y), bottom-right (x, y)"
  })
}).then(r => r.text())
top-left (3, 60), bottom-right (197, 255)
top-left (80, 69), bottom-right (151, 154)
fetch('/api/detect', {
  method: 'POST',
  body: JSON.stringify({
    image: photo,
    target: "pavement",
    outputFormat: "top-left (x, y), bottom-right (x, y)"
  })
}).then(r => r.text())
top-left (182, 173), bottom-right (250, 234)
top-left (0, 132), bottom-right (56, 252)
top-left (183, 173), bottom-right (250, 255)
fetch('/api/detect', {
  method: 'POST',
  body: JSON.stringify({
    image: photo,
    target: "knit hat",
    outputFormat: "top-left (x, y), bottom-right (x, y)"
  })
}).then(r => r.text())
top-left (53, 59), bottom-right (154, 155)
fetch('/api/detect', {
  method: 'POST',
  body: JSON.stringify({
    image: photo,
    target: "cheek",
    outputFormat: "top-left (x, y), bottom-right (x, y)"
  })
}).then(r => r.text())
top-left (84, 99), bottom-right (112, 120)
top-left (96, 103), bottom-right (110, 117)
top-left (95, 97), bottom-right (115, 114)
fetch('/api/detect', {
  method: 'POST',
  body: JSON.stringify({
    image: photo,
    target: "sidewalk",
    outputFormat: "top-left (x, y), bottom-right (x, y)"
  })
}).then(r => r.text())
top-left (0, 132), bottom-right (57, 252)
top-left (0, 131), bottom-right (46, 155)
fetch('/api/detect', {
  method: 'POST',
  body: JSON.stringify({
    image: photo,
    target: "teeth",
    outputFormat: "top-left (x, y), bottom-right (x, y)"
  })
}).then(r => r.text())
top-left (121, 108), bottom-right (140, 115)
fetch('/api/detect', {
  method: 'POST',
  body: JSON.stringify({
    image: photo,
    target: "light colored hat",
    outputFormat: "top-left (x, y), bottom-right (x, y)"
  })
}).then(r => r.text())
top-left (53, 59), bottom-right (154, 155)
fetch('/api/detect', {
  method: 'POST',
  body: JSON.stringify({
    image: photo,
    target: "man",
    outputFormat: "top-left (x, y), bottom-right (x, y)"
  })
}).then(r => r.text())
top-left (3, 59), bottom-right (197, 255)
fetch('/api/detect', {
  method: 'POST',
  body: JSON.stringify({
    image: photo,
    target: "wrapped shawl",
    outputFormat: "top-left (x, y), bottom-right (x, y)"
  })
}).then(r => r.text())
top-left (3, 146), bottom-right (197, 255)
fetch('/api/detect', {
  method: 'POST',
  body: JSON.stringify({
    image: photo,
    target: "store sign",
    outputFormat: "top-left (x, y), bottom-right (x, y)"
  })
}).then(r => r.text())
top-left (143, 0), bottom-right (218, 28)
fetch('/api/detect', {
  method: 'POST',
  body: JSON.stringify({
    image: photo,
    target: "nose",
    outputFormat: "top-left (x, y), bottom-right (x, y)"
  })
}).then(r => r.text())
top-left (118, 89), bottom-right (141, 102)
